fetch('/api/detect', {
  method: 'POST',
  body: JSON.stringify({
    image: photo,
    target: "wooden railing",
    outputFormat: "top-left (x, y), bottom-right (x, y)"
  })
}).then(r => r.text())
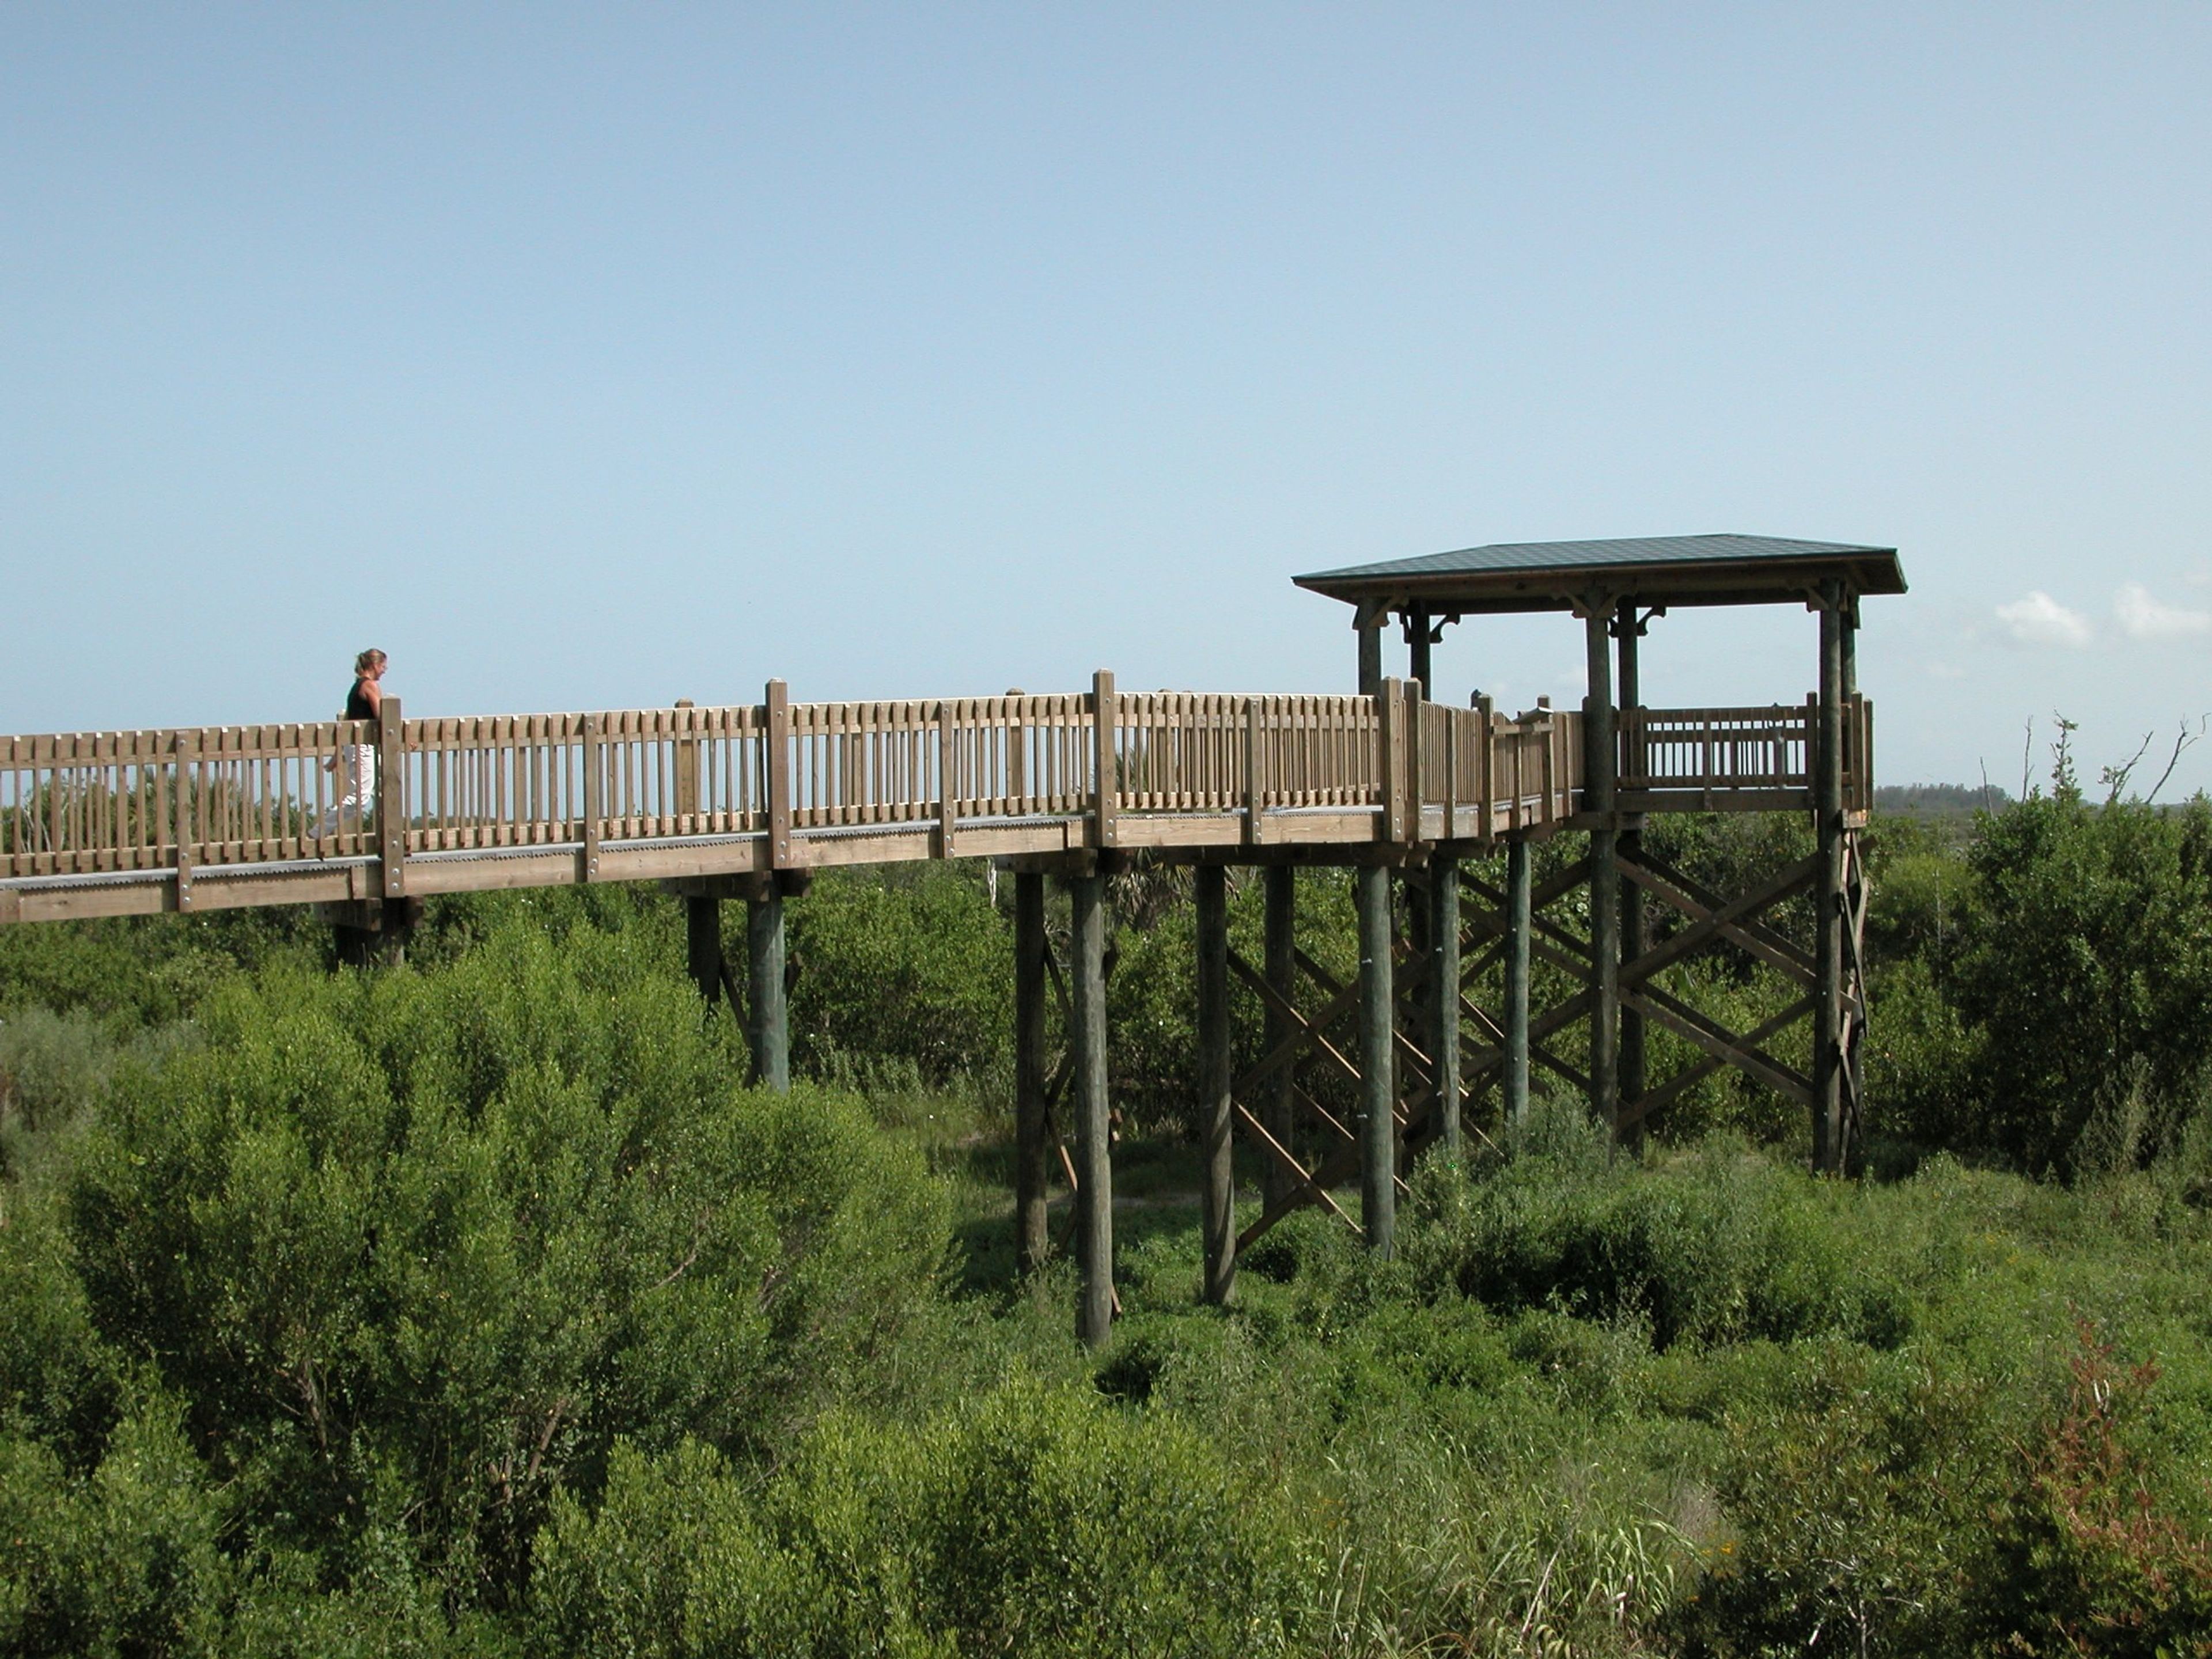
top-left (1, 680), bottom-right (1870, 907)
top-left (1414, 698), bottom-right (1582, 835)
top-left (790, 691), bottom-right (1092, 828)
top-left (1619, 698), bottom-right (1870, 812)
top-left (400, 704), bottom-right (769, 852)
top-left (0, 721), bottom-right (381, 876)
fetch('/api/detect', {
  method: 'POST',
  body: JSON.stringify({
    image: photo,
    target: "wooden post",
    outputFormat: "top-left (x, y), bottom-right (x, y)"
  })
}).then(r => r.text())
top-left (1583, 605), bottom-right (1619, 1133)
top-left (1357, 605), bottom-right (1384, 697)
top-left (937, 700), bottom-right (960, 859)
top-left (1069, 870), bottom-right (1115, 1346)
top-left (1475, 693), bottom-right (1494, 844)
top-left (765, 680), bottom-right (791, 870)
top-left (673, 698), bottom-right (700, 823)
top-left (747, 888), bottom-right (789, 1092)
top-left (1378, 677), bottom-right (1407, 843)
top-left (1429, 850), bottom-right (1460, 1159)
top-left (687, 895), bottom-right (722, 1006)
top-left (1814, 584), bottom-right (1847, 1172)
top-left (1243, 698), bottom-right (1264, 846)
top-left (1006, 688), bottom-right (1028, 805)
top-left (1402, 625), bottom-right (1433, 1146)
top-left (1407, 603), bottom-right (1433, 704)
top-left (1503, 836), bottom-right (1532, 1133)
top-left (1839, 600), bottom-right (1866, 1160)
top-left (1196, 864), bottom-right (1234, 1304)
top-left (580, 712), bottom-right (602, 884)
top-left (1092, 671), bottom-right (1118, 851)
top-left (1262, 866), bottom-right (1297, 1210)
top-left (1356, 861), bottom-right (1396, 1255)
top-left (1615, 601), bottom-right (1646, 1140)
top-left (172, 730), bottom-right (196, 914)
top-left (378, 695), bottom-right (406, 898)
top-left (1014, 870), bottom-right (1050, 1274)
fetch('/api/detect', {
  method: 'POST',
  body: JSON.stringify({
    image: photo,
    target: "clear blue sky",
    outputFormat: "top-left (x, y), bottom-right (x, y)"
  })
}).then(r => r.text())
top-left (5, 6), bottom-right (2209, 793)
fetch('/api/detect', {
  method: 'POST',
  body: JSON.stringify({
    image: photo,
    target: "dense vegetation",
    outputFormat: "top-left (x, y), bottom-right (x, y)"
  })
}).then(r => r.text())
top-left (7, 769), bottom-right (2212, 1655)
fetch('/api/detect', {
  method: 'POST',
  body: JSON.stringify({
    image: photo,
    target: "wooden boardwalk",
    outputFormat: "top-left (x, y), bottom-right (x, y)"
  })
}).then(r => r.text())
top-left (1, 530), bottom-right (1902, 1343)
top-left (0, 673), bottom-right (1869, 925)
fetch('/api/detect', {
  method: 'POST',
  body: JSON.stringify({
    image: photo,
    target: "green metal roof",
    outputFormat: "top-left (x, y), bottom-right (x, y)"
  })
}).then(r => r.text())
top-left (1294, 533), bottom-right (1906, 615)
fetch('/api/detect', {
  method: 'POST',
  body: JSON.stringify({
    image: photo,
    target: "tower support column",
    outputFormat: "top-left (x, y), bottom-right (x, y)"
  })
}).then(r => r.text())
top-left (1404, 606), bottom-right (1434, 1145)
top-left (1503, 839), bottom-right (1533, 1134)
top-left (1196, 865), bottom-right (1234, 1304)
top-left (1262, 866), bottom-right (1297, 1210)
top-left (1584, 603), bottom-right (1620, 1133)
top-left (1069, 870), bottom-right (1115, 1345)
top-left (1356, 862), bottom-right (1396, 1255)
top-left (1813, 583), bottom-right (1849, 1172)
top-left (686, 895), bottom-right (723, 1006)
top-left (1427, 852), bottom-right (1461, 1158)
top-left (1615, 600), bottom-right (1646, 1139)
top-left (747, 889), bottom-right (789, 1092)
top-left (1013, 870), bottom-right (1050, 1273)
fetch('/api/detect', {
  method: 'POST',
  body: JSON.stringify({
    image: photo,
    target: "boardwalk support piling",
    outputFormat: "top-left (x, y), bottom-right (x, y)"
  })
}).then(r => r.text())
top-left (1069, 870), bottom-right (1115, 1346)
top-left (747, 887), bottom-right (789, 1092)
top-left (1404, 617), bottom-right (1434, 1154)
top-left (1583, 603), bottom-right (1620, 1135)
top-left (1196, 865), bottom-right (1234, 1304)
top-left (1356, 861), bottom-right (1396, 1255)
top-left (1429, 850), bottom-right (1461, 1159)
top-left (1814, 582), bottom-right (1847, 1172)
top-left (1014, 870), bottom-right (1050, 1274)
top-left (686, 896), bottom-right (723, 1006)
top-left (1503, 837), bottom-right (1533, 1134)
top-left (1262, 866), bottom-right (1297, 1210)
top-left (1616, 601), bottom-right (1646, 1138)
top-left (327, 896), bottom-right (422, 967)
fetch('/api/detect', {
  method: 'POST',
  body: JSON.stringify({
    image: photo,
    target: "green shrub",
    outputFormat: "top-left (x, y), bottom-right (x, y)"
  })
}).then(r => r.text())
top-left (0, 909), bottom-right (323, 1029)
top-left (1861, 956), bottom-right (1979, 1159)
top-left (0, 1006), bottom-right (198, 1182)
top-left (1951, 794), bottom-right (2212, 1172)
top-left (1104, 898), bottom-right (1199, 1132)
top-left (529, 1378), bottom-right (1307, 1658)
top-left (788, 867), bottom-right (1012, 1089)
top-left (1667, 1338), bottom-right (2004, 1655)
top-left (63, 922), bottom-right (950, 1601)
top-left (1403, 1141), bottom-right (1912, 1350)
top-left (0, 1399), bottom-right (228, 1658)
top-left (0, 1183), bottom-right (120, 1464)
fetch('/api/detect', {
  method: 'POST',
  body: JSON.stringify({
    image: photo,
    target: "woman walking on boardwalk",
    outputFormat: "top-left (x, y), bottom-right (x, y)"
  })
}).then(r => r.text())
top-left (324, 649), bottom-right (388, 836)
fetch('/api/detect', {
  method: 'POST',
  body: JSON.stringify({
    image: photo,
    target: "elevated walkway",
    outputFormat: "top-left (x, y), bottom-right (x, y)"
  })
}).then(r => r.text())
top-left (0, 677), bottom-right (1867, 924)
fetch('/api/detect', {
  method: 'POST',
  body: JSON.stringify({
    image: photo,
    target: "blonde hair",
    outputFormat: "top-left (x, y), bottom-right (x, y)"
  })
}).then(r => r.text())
top-left (354, 649), bottom-right (387, 676)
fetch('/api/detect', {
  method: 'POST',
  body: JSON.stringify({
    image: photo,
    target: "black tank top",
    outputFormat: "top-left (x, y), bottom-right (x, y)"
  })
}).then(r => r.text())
top-left (345, 679), bottom-right (377, 721)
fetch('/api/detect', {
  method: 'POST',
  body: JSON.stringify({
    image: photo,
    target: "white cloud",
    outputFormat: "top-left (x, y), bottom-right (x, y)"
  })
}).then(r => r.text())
top-left (1995, 590), bottom-right (2094, 649)
top-left (1926, 661), bottom-right (1967, 681)
top-left (2114, 582), bottom-right (2212, 641)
